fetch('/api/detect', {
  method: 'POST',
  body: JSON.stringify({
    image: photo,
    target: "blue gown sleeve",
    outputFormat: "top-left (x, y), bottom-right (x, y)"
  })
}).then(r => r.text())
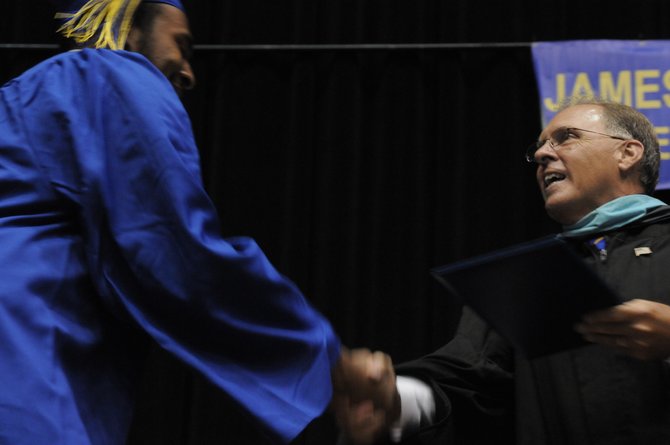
top-left (18, 48), bottom-right (340, 443)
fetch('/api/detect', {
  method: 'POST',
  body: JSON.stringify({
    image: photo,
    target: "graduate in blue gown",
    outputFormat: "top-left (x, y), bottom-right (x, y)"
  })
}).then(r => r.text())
top-left (0, 1), bottom-right (357, 443)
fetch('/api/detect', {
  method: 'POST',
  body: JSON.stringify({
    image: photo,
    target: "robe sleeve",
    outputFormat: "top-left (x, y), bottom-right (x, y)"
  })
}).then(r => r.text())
top-left (393, 307), bottom-right (514, 444)
top-left (18, 48), bottom-right (340, 444)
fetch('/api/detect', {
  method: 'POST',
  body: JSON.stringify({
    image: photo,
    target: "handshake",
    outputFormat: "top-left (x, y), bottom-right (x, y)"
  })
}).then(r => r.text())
top-left (330, 348), bottom-right (401, 444)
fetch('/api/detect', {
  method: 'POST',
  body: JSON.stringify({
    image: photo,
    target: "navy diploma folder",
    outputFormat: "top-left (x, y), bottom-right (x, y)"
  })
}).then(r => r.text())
top-left (430, 236), bottom-right (622, 358)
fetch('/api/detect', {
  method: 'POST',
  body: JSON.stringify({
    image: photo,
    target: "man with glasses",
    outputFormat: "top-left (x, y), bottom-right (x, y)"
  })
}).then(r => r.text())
top-left (334, 98), bottom-right (670, 444)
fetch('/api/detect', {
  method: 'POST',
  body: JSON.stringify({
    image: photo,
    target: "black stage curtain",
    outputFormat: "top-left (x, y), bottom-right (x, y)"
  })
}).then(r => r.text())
top-left (3, 1), bottom-right (670, 443)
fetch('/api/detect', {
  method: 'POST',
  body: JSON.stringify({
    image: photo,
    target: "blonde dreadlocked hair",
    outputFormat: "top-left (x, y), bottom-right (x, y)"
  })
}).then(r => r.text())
top-left (55, 0), bottom-right (142, 50)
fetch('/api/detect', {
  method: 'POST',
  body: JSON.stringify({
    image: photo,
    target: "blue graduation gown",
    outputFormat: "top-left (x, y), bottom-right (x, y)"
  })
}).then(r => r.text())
top-left (0, 48), bottom-right (340, 445)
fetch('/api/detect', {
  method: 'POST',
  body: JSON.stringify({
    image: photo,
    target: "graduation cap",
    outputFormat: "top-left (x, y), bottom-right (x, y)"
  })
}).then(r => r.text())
top-left (51, 0), bottom-right (185, 50)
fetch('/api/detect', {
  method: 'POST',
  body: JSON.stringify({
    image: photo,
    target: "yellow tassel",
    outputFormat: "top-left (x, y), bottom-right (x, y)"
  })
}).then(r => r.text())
top-left (55, 0), bottom-right (142, 50)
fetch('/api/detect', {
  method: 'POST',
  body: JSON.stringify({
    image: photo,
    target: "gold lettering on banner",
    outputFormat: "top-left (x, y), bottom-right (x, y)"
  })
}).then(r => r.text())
top-left (543, 69), bottom-right (670, 112)
top-left (600, 71), bottom-right (632, 105)
top-left (657, 127), bottom-right (670, 159)
top-left (571, 72), bottom-right (595, 99)
top-left (544, 74), bottom-right (566, 112)
top-left (635, 70), bottom-right (661, 109)
top-left (663, 70), bottom-right (670, 107)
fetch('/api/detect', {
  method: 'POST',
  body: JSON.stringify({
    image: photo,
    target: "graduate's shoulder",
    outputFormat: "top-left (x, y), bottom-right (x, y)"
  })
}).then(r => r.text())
top-left (16, 48), bottom-right (173, 98)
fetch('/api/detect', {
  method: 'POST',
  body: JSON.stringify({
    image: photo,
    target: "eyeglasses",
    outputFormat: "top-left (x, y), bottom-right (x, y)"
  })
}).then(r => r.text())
top-left (525, 127), bottom-right (628, 163)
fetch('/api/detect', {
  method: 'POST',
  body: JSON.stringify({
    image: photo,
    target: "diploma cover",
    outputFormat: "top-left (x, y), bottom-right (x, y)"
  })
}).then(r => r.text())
top-left (431, 236), bottom-right (621, 358)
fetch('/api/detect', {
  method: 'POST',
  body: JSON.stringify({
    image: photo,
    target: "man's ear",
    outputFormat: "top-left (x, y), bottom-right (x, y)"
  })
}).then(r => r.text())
top-left (617, 139), bottom-right (644, 173)
top-left (124, 27), bottom-right (142, 52)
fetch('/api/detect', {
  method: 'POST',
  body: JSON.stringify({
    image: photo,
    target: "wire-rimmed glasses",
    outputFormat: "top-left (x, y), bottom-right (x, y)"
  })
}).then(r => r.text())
top-left (526, 127), bottom-right (628, 163)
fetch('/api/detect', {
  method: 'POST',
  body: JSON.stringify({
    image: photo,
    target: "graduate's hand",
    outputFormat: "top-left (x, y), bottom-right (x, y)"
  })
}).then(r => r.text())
top-left (332, 397), bottom-right (393, 445)
top-left (576, 299), bottom-right (670, 360)
top-left (331, 348), bottom-right (400, 444)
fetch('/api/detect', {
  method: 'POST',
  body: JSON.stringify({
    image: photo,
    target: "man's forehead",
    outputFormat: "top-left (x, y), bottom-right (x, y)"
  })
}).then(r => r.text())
top-left (541, 105), bottom-right (606, 137)
top-left (150, 3), bottom-right (192, 36)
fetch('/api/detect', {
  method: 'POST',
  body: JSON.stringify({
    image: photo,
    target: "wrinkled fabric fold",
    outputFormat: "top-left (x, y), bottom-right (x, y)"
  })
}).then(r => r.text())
top-left (0, 48), bottom-right (339, 445)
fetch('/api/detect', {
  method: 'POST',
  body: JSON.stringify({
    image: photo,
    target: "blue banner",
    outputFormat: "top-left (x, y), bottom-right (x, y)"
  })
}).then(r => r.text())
top-left (532, 40), bottom-right (670, 189)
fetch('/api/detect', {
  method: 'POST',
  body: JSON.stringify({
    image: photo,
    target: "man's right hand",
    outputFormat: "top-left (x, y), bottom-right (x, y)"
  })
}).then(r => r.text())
top-left (331, 348), bottom-right (401, 444)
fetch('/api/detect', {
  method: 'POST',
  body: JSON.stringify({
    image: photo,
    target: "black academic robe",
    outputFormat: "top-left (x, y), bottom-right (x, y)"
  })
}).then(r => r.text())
top-left (395, 206), bottom-right (670, 445)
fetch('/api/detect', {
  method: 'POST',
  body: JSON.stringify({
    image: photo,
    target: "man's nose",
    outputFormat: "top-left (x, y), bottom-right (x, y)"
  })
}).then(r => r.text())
top-left (533, 141), bottom-right (557, 164)
top-left (179, 61), bottom-right (196, 91)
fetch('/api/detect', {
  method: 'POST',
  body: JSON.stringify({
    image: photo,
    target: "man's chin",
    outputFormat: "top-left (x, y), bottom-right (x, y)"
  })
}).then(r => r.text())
top-left (545, 198), bottom-right (580, 226)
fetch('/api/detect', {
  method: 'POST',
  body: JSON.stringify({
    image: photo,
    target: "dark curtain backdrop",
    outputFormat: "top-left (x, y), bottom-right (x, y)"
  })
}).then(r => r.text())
top-left (4, 1), bottom-right (670, 443)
